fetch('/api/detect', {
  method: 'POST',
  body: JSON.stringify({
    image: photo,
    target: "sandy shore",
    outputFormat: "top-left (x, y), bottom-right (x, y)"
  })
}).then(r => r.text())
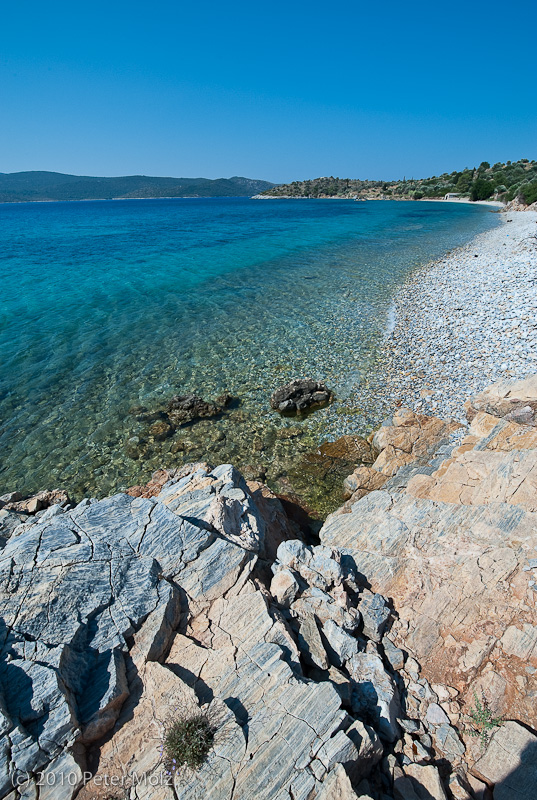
top-left (381, 209), bottom-right (537, 422)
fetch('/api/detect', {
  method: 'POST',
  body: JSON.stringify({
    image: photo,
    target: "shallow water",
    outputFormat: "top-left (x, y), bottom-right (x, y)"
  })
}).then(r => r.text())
top-left (0, 198), bottom-right (498, 515)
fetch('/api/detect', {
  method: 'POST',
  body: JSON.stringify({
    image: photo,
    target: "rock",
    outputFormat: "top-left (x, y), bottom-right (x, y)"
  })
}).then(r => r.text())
top-left (296, 613), bottom-right (329, 670)
top-left (166, 393), bottom-right (222, 426)
top-left (215, 391), bottom-right (234, 407)
top-left (425, 702), bottom-right (450, 726)
top-left (316, 763), bottom-right (361, 799)
top-left (404, 763), bottom-right (448, 800)
top-left (371, 410), bottom-right (462, 477)
top-left (276, 538), bottom-right (311, 570)
top-left (345, 719), bottom-right (384, 777)
top-left (320, 434), bottom-right (537, 732)
top-left (432, 724), bottom-right (466, 759)
top-left (270, 379), bottom-right (333, 415)
top-left (126, 467), bottom-right (180, 497)
top-left (322, 619), bottom-right (359, 666)
top-left (317, 729), bottom-right (362, 778)
top-left (342, 466), bottom-right (388, 502)
top-left (0, 492), bottom-right (22, 506)
top-left (270, 568), bottom-right (300, 607)
top-left (148, 419), bottom-right (173, 440)
top-left (292, 589), bottom-right (359, 633)
top-left (4, 489), bottom-right (70, 514)
top-left (319, 435), bottom-right (375, 463)
top-left (358, 589), bottom-right (391, 642)
top-left (383, 636), bottom-right (405, 671)
top-left (348, 651), bottom-right (401, 741)
top-left (466, 774), bottom-right (489, 800)
top-left (157, 463), bottom-right (265, 554)
top-left (245, 481), bottom-right (301, 562)
top-left (448, 772), bottom-right (473, 800)
top-left (124, 434), bottom-right (143, 458)
top-left (2, 462), bottom-right (382, 800)
top-left (465, 376), bottom-right (537, 425)
top-left (393, 773), bottom-right (422, 800)
top-left (473, 721), bottom-right (537, 800)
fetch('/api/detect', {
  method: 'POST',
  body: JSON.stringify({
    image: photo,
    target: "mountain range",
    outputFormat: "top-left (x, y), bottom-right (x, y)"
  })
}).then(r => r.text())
top-left (0, 171), bottom-right (275, 202)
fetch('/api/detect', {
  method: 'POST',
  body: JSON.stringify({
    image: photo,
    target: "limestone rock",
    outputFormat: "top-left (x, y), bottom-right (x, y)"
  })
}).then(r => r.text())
top-left (297, 613), bottom-right (329, 669)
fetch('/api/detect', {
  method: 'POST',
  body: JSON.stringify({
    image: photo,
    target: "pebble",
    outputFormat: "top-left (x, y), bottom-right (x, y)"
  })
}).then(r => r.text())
top-left (377, 210), bottom-right (537, 421)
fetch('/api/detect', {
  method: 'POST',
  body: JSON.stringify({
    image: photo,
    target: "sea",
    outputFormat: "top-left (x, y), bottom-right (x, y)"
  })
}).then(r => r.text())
top-left (0, 197), bottom-right (499, 516)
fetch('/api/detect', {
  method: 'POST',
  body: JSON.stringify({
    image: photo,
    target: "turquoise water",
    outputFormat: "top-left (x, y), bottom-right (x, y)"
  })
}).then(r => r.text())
top-left (0, 198), bottom-right (498, 509)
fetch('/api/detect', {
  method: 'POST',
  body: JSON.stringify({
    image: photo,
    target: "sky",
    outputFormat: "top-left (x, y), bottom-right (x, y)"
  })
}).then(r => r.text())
top-left (1, 0), bottom-right (536, 183)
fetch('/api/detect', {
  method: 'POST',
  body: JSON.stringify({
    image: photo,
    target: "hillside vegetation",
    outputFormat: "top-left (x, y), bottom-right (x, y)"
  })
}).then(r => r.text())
top-left (0, 172), bottom-right (274, 202)
top-left (259, 159), bottom-right (537, 204)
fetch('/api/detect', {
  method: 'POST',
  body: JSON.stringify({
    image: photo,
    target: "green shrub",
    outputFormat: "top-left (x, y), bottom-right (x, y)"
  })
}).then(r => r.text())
top-left (161, 712), bottom-right (215, 776)
top-left (470, 178), bottom-right (495, 201)
top-left (466, 691), bottom-right (503, 750)
top-left (520, 182), bottom-right (537, 205)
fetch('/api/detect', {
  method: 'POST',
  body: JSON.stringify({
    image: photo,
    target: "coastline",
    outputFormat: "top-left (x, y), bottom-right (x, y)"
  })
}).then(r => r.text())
top-left (252, 194), bottom-right (506, 207)
top-left (380, 208), bottom-right (537, 421)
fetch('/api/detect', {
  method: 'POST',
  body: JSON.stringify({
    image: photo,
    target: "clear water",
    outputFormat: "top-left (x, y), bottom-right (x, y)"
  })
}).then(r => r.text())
top-left (0, 198), bottom-right (498, 514)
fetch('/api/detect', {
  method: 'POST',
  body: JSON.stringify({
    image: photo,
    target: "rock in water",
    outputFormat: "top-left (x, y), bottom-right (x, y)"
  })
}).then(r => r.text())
top-left (270, 379), bottom-right (333, 415)
top-left (166, 393), bottom-right (222, 426)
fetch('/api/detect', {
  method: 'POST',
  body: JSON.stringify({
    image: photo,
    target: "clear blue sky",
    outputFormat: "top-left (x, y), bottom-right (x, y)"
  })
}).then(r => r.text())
top-left (1, 0), bottom-right (536, 183)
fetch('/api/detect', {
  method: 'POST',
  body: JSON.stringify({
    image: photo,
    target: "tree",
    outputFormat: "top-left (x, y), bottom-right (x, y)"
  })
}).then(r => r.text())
top-left (470, 178), bottom-right (495, 201)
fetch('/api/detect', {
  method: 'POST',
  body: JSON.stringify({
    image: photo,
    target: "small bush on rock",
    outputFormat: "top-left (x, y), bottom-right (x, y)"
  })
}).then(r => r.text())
top-left (466, 691), bottom-right (504, 749)
top-left (161, 711), bottom-right (215, 775)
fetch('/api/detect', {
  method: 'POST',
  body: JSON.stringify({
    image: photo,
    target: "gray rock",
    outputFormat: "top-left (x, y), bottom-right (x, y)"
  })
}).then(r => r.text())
top-left (297, 614), bottom-right (329, 669)
top-left (348, 651), bottom-right (402, 741)
top-left (432, 723), bottom-right (466, 759)
top-left (322, 619), bottom-right (359, 667)
top-left (270, 379), bottom-right (333, 415)
top-left (0, 463), bottom-right (268, 790)
top-left (425, 702), bottom-right (450, 727)
top-left (383, 636), bottom-right (405, 671)
top-left (358, 589), bottom-right (391, 642)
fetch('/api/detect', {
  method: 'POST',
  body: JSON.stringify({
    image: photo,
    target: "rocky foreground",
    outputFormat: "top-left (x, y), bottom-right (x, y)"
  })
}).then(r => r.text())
top-left (1, 377), bottom-right (537, 799)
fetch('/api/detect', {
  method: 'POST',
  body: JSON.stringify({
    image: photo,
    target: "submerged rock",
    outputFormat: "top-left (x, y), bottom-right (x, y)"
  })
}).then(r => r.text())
top-left (270, 379), bottom-right (333, 415)
top-left (167, 393), bottom-right (222, 426)
top-left (319, 434), bottom-right (375, 463)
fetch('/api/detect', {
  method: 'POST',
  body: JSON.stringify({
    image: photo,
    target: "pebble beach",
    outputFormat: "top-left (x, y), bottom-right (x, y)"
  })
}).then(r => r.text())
top-left (378, 208), bottom-right (537, 423)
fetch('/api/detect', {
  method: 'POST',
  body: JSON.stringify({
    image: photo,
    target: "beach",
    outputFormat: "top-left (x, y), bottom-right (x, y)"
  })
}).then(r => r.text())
top-left (381, 208), bottom-right (537, 421)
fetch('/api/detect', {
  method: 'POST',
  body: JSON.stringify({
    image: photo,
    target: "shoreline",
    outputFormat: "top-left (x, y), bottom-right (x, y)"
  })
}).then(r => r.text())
top-left (252, 194), bottom-right (506, 207)
top-left (379, 208), bottom-right (537, 421)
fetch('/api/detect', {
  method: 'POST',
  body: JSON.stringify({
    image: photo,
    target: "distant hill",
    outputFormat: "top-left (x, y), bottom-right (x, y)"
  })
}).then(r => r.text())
top-left (0, 172), bottom-right (275, 202)
top-left (258, 159), bottom-right (537, 205)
